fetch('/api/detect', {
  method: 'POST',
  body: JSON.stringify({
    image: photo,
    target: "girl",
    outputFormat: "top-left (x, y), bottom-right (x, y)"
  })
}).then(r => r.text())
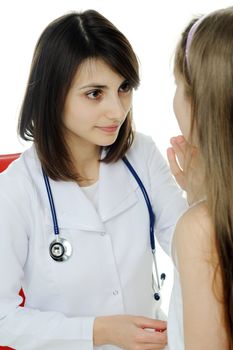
top-left (167, 6), bottom-right (233, 350)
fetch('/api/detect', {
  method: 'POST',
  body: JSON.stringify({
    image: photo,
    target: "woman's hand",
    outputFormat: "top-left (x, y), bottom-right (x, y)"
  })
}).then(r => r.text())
top-left (93, 314), bottom-right (167, 350)
top-left (167, 135), bottom-right (204, 205)
top-left (167, 135), bottom-right (188, 191)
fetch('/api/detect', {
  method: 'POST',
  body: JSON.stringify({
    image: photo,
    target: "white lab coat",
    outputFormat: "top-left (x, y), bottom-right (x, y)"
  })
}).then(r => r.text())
top-left (0, 133), bottom-right (187, 350)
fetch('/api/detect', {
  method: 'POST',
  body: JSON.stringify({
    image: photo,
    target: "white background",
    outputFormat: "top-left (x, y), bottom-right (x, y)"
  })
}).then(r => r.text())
top-left (1, 0), bottom-right (232, 314)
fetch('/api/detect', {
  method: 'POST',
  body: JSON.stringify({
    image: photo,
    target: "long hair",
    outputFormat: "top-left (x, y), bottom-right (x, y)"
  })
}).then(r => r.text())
top-left (18, 10), bottom-right (140, 181)
top-left (174, 7), bottom-right (233, 347)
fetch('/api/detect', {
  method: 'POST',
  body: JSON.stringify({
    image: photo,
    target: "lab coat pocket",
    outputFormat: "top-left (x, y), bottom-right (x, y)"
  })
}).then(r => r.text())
top-left (44, 225), bottom-right (114, 317)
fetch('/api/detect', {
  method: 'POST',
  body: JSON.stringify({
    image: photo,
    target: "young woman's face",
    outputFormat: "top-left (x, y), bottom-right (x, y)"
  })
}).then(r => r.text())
top-left (63, 58), bottom-right (133, 152)
top-left (173, 73), bottom-right (191, 140)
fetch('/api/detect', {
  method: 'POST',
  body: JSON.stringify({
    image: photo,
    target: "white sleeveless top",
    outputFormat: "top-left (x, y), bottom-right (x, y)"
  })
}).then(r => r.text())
top-left (167, 265), bottom-right (184, 350)
top-left (167, 200), bottom-right (207, 349)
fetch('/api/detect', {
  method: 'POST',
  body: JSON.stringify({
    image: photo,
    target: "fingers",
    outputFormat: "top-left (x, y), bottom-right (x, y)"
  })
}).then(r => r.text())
top-left (167, 147), bottom-right (186, 190)
top-left (138, 317), bottom-right (167, 331)
top-left (167, 147), bottom-right (181, 176)
top-left (138, 328), bottom-right (167, 349)
top-left (96, 315), bottom-right (168, 349)
top-left (167, 135), bottom-right (195, 191)
top-left (170, 136), bottom-right (187, 168)
top-left (171, 135), bottom-right (197, 163)
top-left (141, 328), bottom-right (167, 343)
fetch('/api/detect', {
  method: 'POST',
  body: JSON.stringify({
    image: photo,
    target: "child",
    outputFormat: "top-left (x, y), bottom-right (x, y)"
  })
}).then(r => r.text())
top-left (167, 6), bottom-right (233, 350)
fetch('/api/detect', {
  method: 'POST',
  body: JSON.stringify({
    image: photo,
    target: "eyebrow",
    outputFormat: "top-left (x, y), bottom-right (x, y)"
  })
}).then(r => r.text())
top-left (78, 84), bottom-right (108, 90)
top-left (78, 79), bottom-right (127, 91)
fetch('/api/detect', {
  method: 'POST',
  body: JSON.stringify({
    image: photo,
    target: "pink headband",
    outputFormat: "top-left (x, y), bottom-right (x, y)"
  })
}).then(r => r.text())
top-left (185, 15), bottom-right (206, 73)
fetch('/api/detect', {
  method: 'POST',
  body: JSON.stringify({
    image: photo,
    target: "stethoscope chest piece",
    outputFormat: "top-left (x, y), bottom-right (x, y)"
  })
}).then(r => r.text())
top-left (49, 237), bottom-right (72, 262)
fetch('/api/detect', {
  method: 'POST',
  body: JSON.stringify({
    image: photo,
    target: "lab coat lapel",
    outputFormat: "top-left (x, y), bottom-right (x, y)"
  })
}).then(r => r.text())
top-left (98, 159), bottom-right (139, 222)
top-left (26, 145), bottom-right (103, 232)
top-left (46, 179), bottom-right (105, 232)
top-left (31, 145), bottom-right (139, 231)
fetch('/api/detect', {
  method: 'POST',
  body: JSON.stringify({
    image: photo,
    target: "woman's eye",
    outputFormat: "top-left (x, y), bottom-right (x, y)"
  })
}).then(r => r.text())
top-left (86, 89), bottom-right (102, 99)
top-left (119, 81), bottom-right (132, 93)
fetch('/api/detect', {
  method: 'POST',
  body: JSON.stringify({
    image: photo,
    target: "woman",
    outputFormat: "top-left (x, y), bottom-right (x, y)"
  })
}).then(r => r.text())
top-left (0, 10), bottom-right (187, 349)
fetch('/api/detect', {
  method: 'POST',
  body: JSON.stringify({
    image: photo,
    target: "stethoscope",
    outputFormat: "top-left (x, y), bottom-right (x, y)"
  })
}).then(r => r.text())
top-left (42, 157), bottom-right (166, 300)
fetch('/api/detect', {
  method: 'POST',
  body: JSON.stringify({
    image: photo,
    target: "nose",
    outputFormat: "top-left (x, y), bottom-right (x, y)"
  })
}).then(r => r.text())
top-left (104, 94), bottom-right (128, 121)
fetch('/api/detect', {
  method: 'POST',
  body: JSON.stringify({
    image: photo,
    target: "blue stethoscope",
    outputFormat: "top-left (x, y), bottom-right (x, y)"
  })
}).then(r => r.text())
top-left (42, 156), bottom-right (165, 301)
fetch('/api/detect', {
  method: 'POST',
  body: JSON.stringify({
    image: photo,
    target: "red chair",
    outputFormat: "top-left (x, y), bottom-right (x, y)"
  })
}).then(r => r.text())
top-left (0, 154), bottom-right (21, 172)
top-left (0, 153), bottom-right (25, 350)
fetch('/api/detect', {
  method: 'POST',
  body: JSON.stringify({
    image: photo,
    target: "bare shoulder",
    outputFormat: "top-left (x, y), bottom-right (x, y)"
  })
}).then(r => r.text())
top-left (176, 200), bottom-right (212, 234)
top-left (173, 201), bottom-right (215, 260)
top-left (174, 203), bottom-right (228, 349)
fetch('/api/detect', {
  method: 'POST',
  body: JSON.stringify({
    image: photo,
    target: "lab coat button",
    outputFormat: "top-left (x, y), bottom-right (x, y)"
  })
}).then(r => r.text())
top-left (113, 290), bottom-right (119, 296)
top-left (100, 232), bottom-right (106, 236)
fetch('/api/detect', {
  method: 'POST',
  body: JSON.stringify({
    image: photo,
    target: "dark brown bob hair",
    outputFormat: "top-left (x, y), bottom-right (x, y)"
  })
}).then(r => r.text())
top-left (18, 10), bottom-right (140, 181)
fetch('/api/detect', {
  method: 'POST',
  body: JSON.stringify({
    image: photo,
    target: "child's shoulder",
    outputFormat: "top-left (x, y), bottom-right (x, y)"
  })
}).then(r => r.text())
top-left (174, 200), bottom-right (215, 259)
top-left (178, 200), bottom-right (211, 230)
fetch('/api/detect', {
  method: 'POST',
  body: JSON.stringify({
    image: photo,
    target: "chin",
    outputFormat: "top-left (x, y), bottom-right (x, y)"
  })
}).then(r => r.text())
top-left (99, 140), bottom-right (116, 147)
top-left (97, 136), bottom-right (118, 147)
top-left (95, 131), bottom-right (119, 145)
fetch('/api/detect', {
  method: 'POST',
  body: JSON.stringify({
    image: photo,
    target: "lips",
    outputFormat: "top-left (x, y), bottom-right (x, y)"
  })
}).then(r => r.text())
top-left (97, 125), bottom-right (119, 133)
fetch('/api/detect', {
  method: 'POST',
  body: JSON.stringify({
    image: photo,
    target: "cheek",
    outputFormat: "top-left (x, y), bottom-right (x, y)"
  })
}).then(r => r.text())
top-left (122, 93), bottom-right (133, 113)
top-left (64, 99), bottom-right (97, 128)
top-left (173, 89), bottom-right (180, 122)
top-left (184, 106), bottom-right (192, 140)
top-left (173, 90), bottom-right (191, 138)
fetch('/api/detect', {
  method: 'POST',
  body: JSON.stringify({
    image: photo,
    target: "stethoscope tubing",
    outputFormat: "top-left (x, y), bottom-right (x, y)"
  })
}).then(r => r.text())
top-left (122, 157), bottom-right (161, 291)
top-left (122, 157), bottom-right (156, 251)
top-left (42, 157), bottom-right (164, 294)
top-left (42, 169), bottom-right (60, 236)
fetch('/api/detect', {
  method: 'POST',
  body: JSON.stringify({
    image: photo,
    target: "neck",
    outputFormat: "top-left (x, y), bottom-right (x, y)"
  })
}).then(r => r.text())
top-left (66, 135), bottom-right (101, 186)
top-left (73, 145), bottom-right (100, 166)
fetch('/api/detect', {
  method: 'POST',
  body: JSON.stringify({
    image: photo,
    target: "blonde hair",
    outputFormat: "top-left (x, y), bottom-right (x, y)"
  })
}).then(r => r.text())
top-left (175, 7), bottom-right (233, 348)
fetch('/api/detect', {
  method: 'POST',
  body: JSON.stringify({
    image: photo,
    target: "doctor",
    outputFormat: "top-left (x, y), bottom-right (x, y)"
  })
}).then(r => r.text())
top-left (0, 10), bottom-right (187, 350)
